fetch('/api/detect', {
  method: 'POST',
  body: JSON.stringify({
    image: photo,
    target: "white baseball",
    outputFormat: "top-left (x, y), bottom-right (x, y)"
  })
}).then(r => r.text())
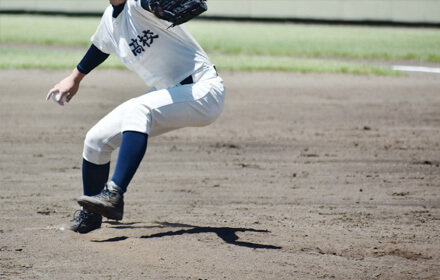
top-left (52, 92), bottom-right (67, 104)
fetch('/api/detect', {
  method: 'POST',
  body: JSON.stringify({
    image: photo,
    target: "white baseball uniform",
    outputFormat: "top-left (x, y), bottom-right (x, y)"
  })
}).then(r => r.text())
top-left (83, 0), bottom-right (225, 165)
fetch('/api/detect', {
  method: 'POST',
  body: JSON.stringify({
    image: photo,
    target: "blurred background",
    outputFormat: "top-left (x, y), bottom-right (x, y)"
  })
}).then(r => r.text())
top-left (1, 0), bottom-right (439, 25)
top-left (1, 0), bottom-right (439, 74)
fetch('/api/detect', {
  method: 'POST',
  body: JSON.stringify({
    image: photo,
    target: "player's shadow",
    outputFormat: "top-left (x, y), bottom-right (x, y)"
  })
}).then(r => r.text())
top-left (93, 222), bottom-right (282, 250)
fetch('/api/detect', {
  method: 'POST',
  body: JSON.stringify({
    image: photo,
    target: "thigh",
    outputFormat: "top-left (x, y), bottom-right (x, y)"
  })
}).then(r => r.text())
top-left (88, 76), bottom-right (225, 143)
top-left (138, 77), bottom-right (225, 137)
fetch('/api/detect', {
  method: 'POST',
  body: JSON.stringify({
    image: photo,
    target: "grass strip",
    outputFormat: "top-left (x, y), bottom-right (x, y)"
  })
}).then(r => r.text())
top-left (0, 48), bottom-right (124, 70)
top-left (0, 15), bottom-right (99, 46)
top-left (210, 54), bottom-right (401, 76)
top-left (187, 21), bottom-right (440, 62)
top-left (1, 15), bottom-right (439, 62)
top-left (0, 48), bottom-right (401, 76)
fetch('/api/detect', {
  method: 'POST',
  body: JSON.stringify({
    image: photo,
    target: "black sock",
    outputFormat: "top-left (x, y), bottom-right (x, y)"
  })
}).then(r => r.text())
top-left (82, 159), bottom-right (110, 196)
top-left (111, 131), bottom-right (148, 193)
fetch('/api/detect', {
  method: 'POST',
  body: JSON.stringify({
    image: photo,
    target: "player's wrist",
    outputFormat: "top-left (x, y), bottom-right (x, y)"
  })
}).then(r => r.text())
top-left (71, 68), bottom-right (86, 83)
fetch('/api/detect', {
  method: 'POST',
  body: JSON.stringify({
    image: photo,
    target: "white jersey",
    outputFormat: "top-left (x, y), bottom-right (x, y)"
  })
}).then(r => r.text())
top-left (91, 0), bottom-right (212, 89)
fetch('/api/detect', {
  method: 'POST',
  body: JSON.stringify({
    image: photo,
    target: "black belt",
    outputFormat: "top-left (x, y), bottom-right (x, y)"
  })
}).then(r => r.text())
top-left (180, 75), bottom-right (193, 85)
top-left (180, 66), bottom-right (217, 86)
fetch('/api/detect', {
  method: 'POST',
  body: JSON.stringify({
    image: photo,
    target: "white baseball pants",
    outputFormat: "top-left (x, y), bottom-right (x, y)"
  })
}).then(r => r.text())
top-left (83, 66), bottom-right (225, 165)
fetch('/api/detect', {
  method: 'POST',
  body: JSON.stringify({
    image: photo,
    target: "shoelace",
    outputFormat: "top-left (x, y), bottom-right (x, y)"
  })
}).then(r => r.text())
top-left (96, 186), bottom-right (119, 200)
top-left (71, 210), bottom-right (89, 222)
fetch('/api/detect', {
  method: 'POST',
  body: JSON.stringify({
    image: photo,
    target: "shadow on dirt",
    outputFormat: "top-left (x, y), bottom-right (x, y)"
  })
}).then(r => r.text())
top-left (92, 221), bottom-right (282, 250)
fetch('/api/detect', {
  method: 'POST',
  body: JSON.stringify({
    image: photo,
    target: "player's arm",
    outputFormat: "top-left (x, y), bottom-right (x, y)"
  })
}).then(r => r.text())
top-left (77, 44), bottom-right (110, 75)
top-left (47, 44), bottom-right (109, 105)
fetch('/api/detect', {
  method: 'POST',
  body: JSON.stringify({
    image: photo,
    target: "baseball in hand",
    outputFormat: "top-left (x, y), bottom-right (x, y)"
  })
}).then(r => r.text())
top-left (52, 92), bottom-right (67, 105)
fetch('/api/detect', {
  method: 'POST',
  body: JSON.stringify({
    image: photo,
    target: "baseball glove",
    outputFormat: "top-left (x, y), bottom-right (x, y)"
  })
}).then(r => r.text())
top-left (149, 0), bottom-right (208, 28)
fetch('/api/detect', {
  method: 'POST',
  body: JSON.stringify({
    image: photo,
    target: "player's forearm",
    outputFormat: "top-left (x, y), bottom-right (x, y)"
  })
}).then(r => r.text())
top-left (77, 44), bottom-right (110, 75)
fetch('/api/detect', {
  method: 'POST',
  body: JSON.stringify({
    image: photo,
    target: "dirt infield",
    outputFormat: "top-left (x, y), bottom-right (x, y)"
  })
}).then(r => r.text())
top-left (0, 69), bottom-right (439, 279)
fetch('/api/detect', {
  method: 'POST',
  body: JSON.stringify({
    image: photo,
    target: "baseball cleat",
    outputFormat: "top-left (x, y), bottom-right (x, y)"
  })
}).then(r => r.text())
top-left (77, 181), bottom-right (124, 220)
top-left (70, 209), bottom-right (102, 234)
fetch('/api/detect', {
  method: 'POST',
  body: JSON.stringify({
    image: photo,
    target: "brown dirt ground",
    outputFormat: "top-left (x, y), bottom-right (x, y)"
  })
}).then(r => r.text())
top-left (0, 69), bottom-right (439, 279)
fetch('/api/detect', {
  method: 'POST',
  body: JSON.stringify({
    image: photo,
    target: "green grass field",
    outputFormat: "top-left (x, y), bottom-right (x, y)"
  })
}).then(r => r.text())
top-left (1, 15), bottom-right (439, 75)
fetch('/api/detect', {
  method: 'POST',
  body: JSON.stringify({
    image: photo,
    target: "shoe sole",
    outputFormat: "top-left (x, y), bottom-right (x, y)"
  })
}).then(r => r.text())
top-left (71, 222), bottom-right (102, 234)
top-left (78, 200), bottom-right (123, 221)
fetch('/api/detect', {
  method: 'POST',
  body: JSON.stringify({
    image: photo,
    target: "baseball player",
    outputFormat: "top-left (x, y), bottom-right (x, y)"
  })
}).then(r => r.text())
top-left (47, 0), bottom-right (225, 233)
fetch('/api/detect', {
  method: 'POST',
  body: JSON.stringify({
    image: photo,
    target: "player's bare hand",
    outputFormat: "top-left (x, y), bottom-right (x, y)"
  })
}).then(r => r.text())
top-left (47, 77), bottom-right (78, 106)
top-left (46, 68), bottom-right (85, 106)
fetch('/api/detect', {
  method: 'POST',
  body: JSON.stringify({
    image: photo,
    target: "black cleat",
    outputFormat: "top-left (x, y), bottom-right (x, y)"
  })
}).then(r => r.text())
top-left (70, 209), bottom-right (102, 234)
top-left (78, 182), bottom-right (124, 220)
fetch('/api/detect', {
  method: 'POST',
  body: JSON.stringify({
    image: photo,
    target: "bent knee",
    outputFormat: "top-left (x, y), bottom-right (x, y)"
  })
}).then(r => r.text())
top-left (83, 127), bottom-right (119, 165)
